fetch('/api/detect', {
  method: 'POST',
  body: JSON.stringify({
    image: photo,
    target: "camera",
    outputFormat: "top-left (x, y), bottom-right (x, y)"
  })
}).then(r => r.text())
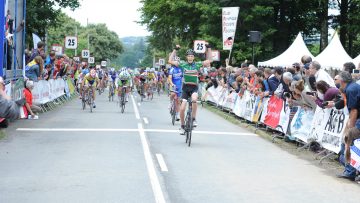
top-left (353, 69), bottom-right (360, 74)
top-left (284, 92), bottom-right (291, 98)
top-left (322, 101), bottom-right (329, 107)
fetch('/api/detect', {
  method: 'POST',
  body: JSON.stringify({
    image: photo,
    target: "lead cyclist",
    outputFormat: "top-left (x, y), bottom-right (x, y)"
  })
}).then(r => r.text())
top-left (168, 44), bottom-right (212, 134)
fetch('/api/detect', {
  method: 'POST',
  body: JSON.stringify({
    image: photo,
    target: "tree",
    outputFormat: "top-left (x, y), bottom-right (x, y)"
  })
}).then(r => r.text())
top-left (26, 0), bottom-right (80, 43)
top-left (47, 13), bottom-right (124, 62)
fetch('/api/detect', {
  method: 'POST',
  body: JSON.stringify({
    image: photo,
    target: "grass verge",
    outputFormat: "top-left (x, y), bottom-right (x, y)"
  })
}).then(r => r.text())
top-left (0, 130), bottom-right (5, 140)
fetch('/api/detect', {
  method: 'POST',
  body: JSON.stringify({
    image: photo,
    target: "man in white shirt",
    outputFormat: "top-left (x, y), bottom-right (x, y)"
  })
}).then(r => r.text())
top-left (309, 61), bottom-right (335, 87)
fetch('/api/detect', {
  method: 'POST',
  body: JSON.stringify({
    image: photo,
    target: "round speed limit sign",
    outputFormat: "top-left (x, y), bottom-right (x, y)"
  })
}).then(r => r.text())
top-left (194, 40), bottom-right (207, 54)
top-left (65, 36), bottom-right (78, 49)
top-left (82, 50), bottom-right (90, 58)
top-left (88, 57), bottom-right (95, 64)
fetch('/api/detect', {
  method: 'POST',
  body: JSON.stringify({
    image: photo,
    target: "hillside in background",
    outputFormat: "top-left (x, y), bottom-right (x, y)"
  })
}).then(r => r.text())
top-left (112, 36), bottom-right (152, 68)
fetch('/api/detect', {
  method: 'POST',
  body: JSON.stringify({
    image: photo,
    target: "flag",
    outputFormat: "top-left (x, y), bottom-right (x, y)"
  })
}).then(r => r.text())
top-left (32, 33), bottom-right (42, 49)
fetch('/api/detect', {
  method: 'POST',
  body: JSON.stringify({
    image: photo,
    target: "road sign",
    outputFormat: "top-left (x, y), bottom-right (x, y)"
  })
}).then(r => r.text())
top-left (88, 57), bottom-right (95, 64)
top-left (159, 58), bottom-right (165, 66)
top-left (52, 44), bottom-right (63, 56)
top-left (101, 61), bottom-right (107, 67)
top-left (82, 50), bottom-right (90, 58)
top-left (73, 57), bottom-right (80, 62)
top-left (65, 36), bottom-right (78, 49)
top-left (194, 40), bottom-right (207, 54)
top-left (96, 65), bottom-right (101, 69)
top-left (211, 50), bottom-right (220, 61)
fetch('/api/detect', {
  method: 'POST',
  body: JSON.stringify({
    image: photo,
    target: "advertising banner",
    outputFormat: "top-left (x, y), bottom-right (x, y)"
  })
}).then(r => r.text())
top-left (264, 96), bottom-right (283, 129)
top-left (222, 7), bottom-right (239, 50)
top-left (290, 107), bottom-right (315, 143)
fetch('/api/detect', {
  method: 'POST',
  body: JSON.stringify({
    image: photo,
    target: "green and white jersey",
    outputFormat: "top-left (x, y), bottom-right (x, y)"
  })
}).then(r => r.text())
top-left (179, 61), bottom-right (202, 85)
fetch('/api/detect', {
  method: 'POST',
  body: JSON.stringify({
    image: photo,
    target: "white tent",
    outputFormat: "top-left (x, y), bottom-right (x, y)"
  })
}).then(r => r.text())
top-left (353, 54), bottom-right (360, 67)
top-left (314, 32), bottom-right (352, 70)
top-left (258, 33), bottom-right (314, 67)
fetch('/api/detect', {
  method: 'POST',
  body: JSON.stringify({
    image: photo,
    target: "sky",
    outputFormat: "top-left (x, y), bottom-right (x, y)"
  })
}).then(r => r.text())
top-left (63, 0), bottom-right (150, 38)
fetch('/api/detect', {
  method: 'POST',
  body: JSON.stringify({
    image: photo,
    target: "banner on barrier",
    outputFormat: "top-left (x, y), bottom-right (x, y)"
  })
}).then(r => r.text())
top-left (251, 96), bottom-right (263, 122)
top-left (260, 97), bottom-right (269, 123)
top-left (350, 139), bottom-right (360, 172)
top-left (223, 92), bottom-right (237, 110)
top-left (244, 93), bottom-right (256, 121)
top-left (264, 96), bottom-right (283, 129)
top-left (276, 102), bottom-right (291, 134)
top-left (290, 107), bottom-right (314, 143)
top-left (31, 79), bottom-right (67, 105)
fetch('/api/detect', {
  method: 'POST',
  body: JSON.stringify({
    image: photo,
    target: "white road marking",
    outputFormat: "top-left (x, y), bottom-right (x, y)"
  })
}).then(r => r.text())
top-left (16, 128), bottom-right (138, 132)
top-left (138, 103), bottom-right (141, 107)
top-left (143, 117), bottom-right (149, 124)
top-left (138, 123), bottom-right (166, 203)
top-left (16, 128), bottom-right (257, 136)
top-left (131, 95), bottom-right (140, 120)
top-left (156, 154), bottom-right (168, 172)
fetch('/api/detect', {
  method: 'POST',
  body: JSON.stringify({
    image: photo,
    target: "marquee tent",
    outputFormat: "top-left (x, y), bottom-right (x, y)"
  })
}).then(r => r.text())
top-left (314, 32), bottom-right (352, 70)
top-left (258, 33), bottom-right (314, 67)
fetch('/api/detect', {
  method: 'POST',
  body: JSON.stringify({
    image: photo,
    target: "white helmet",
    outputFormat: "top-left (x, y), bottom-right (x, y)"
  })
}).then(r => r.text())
top-left (110, 68), bottom-right (115, 72)
top-left (145, 67), bottom-right (150, 72)
top-left (150, 68), bottom-right (155, 72)
top-left (120, 67), bottom-right (127, 72)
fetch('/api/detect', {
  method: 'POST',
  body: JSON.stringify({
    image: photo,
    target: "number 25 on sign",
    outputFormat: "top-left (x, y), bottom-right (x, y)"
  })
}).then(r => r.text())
top-left (194, 40), bottom-right (207, 54)
top-left (65, 36), bottom-right (78, 49)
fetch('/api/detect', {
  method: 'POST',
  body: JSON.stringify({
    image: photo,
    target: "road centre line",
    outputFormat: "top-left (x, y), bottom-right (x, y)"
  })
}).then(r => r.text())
top-left (143, 117), bottom-right (149, 124)
top-left (138, 123), bottom-right (166, 203)
top-left (131, 95), bottom-right (140, 120)
top-left (16, 128), bottom-right (257, 136)
top-left (156, 154), bottom-right (169, 172)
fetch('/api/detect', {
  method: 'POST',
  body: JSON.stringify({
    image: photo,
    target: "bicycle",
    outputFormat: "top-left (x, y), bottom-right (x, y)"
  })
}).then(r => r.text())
top-left (147, 82), bottom-right (155, 100)
top-left (119, 86), bottom-right (127, 113)
top-left (82, 85), bottom-right (94, 113)
top-left (108, 82), bottom-right (115, 102)
top-left (169, 88), bottom-right (179, 125)
top-left (98, 79), bottom-right (105, 95)
top-left (184, 97), bottom-right (194, 147)
top-left (139, 81), bottom-right (145, 102)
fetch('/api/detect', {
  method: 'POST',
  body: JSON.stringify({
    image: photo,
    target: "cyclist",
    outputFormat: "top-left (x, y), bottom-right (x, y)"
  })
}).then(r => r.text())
top-left (80, 69), bottom-right (100, 108)
top-left (116, 67), bottom-right (131, 102)
top-left (146, 68), bottom-right (157, 98)
top-left (168, 57), bottom-right (183, 121)
top-left (168, 44), bottom-right (212, 134)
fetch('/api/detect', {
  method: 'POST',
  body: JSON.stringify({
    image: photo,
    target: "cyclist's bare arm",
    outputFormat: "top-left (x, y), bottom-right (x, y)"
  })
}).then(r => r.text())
top-left (168, 45), bottom-right (180, 67)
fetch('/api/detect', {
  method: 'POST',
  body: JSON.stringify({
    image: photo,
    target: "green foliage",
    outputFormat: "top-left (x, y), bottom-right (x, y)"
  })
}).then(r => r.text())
top-left (139, 0), bottom-right (324, 65)
top-left (46, 13), bottom-right (123, 62)
top-left (112, 37), bottom-right (150, 68)
top-left (26, 0), bottom-right (80, 42)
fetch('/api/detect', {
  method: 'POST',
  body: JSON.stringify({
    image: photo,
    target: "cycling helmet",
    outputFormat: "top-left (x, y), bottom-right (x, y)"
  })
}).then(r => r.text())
top-left (120, 67), bottom-right (127, 72)
top-left (110, 68), bottom-right (115, 72)
top-left (186, 49), bottom-right (195, 56)
top-left (150, 68), bottom-right (155, 72)
top-left (145, 67), bottom-right (150, 72)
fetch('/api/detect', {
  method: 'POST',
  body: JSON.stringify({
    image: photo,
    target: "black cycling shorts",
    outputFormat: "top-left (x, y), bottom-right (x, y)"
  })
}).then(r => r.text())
top-left (181, 84), bottom-right (198, 100)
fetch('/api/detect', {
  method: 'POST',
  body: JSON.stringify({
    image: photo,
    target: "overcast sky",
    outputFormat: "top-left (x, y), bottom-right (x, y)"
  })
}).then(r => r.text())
top-left (63, 0), bottom-right (150, 38)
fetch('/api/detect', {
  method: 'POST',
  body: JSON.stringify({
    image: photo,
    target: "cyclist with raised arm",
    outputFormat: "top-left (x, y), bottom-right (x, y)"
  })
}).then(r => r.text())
top-left (80, 69), bottom-right (100, 108)
top-left (168, 44), bottom-right (212, 134)
top-left (168, 56), bottom-right (183, 121)
top-left (116, 67), bottom-right (131, 102)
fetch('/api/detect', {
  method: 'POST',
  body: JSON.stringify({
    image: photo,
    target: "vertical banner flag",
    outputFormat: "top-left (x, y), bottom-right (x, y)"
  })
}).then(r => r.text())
top-left (32, 33), bottom-right (42, 50)
top-left (222, 7), bottom-right (239, 50)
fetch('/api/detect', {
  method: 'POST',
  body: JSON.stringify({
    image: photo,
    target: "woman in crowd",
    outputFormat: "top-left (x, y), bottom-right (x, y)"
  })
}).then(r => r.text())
top-left (290, 80), bottom-right (317, 111)
top-left (25, 56), bottom-right (44, 82)
top-left (315, 80), bottom-right (340, 108)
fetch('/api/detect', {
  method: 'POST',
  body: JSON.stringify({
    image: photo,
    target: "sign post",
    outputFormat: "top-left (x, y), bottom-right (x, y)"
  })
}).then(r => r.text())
top-left (193, 40), bottom-right (207, 54)
top-left (82, 50), bottom-right (90, 59)
top-left (65, 36), bottom-right (78, 49)
top-left (222, 7), bottom-right (240, 63)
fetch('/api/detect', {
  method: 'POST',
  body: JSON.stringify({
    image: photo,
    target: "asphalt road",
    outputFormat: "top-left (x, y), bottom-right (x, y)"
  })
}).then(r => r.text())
top-left (0, 90), bottom-right (359, 203)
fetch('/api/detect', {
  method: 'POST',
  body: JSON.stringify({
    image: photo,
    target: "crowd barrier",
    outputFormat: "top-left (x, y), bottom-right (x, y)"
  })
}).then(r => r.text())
top-left (204, 86), bottom-right (349, 154)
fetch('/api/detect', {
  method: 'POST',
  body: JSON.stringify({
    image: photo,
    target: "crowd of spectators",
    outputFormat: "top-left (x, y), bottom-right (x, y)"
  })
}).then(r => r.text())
top-left (201, 55), bottom-right (360, 182)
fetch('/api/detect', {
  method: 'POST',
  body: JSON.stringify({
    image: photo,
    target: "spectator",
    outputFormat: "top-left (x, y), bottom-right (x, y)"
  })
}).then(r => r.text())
top-left (234, 76), bottom-right (244, 93)
top-left (275, 72), bottom-right (293, 99)
top-left (0, 77), bottom-right (24, 120)
top-left (309, 61), bottom-right (335, 87)
top-left (291, 80), bottom-right (316, 111)
top-left (266, 67), bottom-right (283, 97)
top-left (23, 80), bottom-right (41, 119)
top-left (25, 56), bottom-right (44, 82)
top-left (254, 70), bottom-right (267, 95)
top-left (302, 63), bottom-right (316, 91)
top-left (315, 80), bottom-right (340, 108)
top-left (343, 62), bottom-right (356, 74)
top-left (334, 75), bottom-right (341, 89)
top-left (334, 71), bottom-right (360, 181)
top-left (28, 41), bottom-right (45, 63)
top-left (248, 65), bottom-right (258, 86)
top-left (292, 62), bottom-right (302, 81)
